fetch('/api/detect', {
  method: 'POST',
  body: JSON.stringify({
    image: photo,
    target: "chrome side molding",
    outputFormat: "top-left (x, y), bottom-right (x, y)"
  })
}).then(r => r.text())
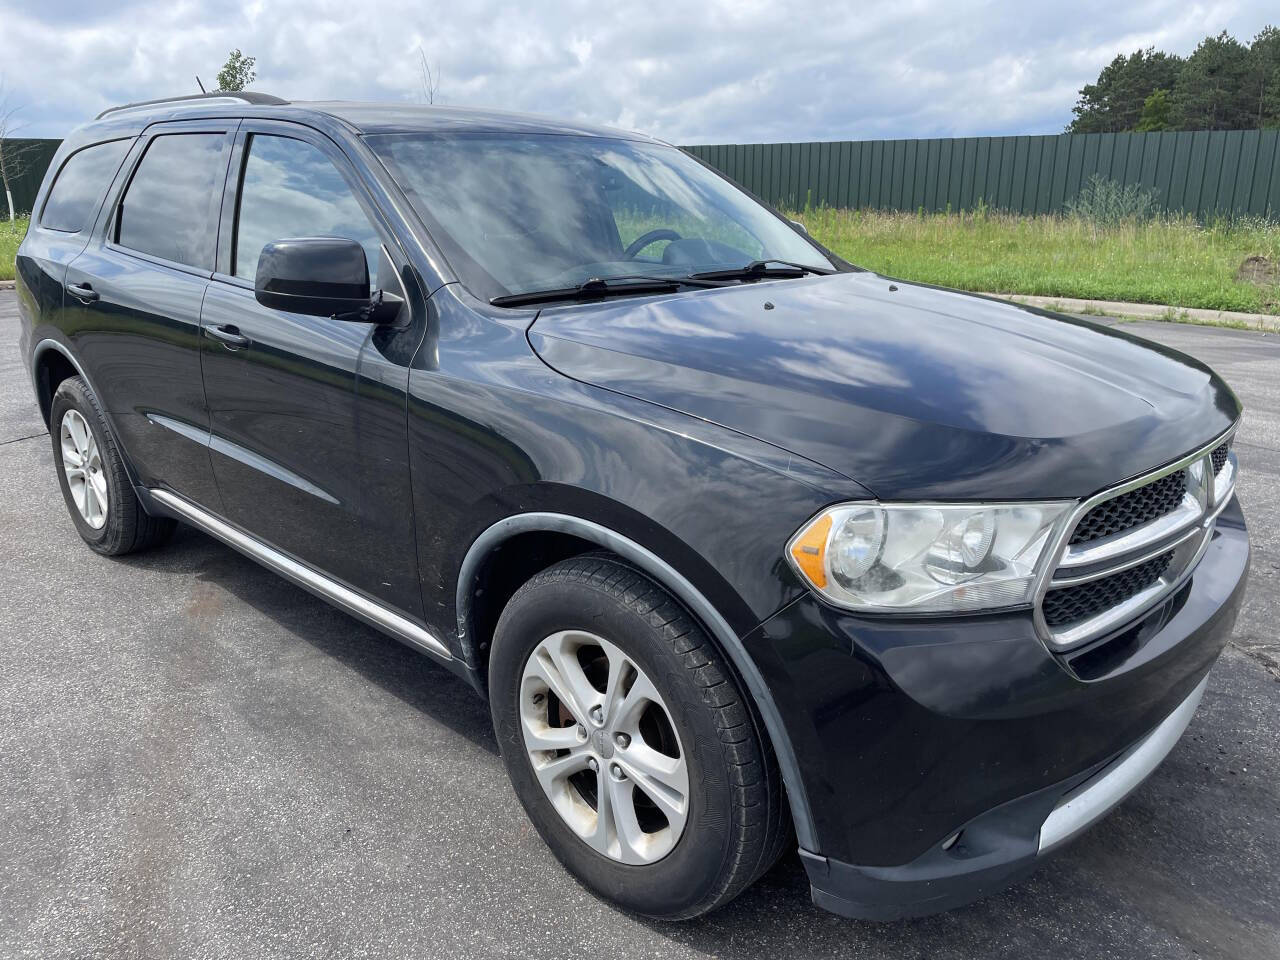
top-left (149, 488), bottom-right (452, 662)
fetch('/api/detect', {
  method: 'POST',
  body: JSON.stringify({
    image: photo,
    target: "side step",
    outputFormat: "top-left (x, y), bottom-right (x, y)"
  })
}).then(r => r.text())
top-left (149, 488), bottom-right (452, 662)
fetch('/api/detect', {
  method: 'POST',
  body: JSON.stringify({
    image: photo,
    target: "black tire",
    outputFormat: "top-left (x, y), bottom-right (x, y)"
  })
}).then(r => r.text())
top-left (489, 553), bottom-right (791, 919)
top-left (49, 376), bottom-right (175, 556)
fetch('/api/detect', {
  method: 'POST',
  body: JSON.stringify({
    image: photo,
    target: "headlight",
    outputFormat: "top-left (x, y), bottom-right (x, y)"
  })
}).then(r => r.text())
top-left (786, 502), bottom-right (1072, 613)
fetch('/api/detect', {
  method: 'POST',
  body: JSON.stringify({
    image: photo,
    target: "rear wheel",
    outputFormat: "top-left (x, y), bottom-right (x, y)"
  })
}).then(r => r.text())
top-left (489, 553), bottom-right (790, 919)
top-left (49, 376), bottom-right (175, 556)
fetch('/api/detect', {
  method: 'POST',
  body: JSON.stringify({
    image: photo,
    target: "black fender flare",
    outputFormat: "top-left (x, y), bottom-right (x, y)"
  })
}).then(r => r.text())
top-left (455, 510), bottom-right (817, 850)
top-left (31, 336), bottom-right (95, 421)
top-left (31, 337), bottom-right (145, 492)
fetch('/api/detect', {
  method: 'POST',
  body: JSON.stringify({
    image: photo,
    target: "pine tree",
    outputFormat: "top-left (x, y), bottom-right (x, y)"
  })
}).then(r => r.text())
top-left (1069, 49), bottom-right (1182, 133)
top-left (1068, 27), bottom-right (1280, 132)
top-left (1169, 32), bottom-right (1254, 130)
top-left (1249, 27), bottom-right (1280, 127)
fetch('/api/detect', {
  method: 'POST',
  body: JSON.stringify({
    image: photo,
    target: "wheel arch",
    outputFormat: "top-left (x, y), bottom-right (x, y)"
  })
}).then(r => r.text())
top-left (456, 511), bottom-right (817, 850)
top-left (31, 338), bottom-right (144, 492)
top-left (31, 338), bottom-right (85, 428)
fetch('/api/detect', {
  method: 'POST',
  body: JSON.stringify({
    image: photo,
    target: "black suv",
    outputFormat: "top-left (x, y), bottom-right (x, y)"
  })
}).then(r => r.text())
top-left (15, 92), bottom-right (1249, 921)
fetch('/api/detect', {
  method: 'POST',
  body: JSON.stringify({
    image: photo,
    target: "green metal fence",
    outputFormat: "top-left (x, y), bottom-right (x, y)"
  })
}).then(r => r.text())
top-left (1, 138), bottom-right (62, 217)
top-left (683, 130), bottom-right (1280, 219)
top-left (8, 130), bottom-right (1280, 220)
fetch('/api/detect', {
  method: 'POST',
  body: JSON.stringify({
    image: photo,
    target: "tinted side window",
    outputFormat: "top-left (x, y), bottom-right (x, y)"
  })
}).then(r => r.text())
top-left (116, 133), bottom-right (225, 269)
top-left (233, 134), bottom-right (380, 281)
top-left (39, 140), bottom-right (131, 233)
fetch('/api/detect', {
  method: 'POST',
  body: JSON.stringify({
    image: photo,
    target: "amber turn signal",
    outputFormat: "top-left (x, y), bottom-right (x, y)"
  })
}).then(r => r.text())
top-left (788, 514), bottom-right (831, 589)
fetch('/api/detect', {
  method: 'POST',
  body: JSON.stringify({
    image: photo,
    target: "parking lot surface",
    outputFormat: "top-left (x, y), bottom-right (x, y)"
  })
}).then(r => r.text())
top-left (1, 290), bottom-right (1277, 959)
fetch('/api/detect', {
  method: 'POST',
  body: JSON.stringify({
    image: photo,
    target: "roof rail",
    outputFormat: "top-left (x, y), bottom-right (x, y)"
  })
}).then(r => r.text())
top-left (94, 91), bottom-right (288, 121)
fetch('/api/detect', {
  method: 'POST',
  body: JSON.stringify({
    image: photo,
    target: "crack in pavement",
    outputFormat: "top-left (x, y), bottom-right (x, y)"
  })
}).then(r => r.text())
top-left (0, 432), bottom-right (47, 446)
top-left (1228, 637), bottom-right (1280, 680)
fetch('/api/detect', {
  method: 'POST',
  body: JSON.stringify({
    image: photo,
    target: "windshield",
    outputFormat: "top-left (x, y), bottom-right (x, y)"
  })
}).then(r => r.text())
top-left (366, 132), bottom-right (834, 302)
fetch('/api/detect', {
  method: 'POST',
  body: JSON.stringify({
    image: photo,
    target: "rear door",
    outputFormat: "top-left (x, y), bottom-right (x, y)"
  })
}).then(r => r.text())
top-left (199, 120), bottom-right (425, 618)
top-left (63, 120), bottom-right (236, 509)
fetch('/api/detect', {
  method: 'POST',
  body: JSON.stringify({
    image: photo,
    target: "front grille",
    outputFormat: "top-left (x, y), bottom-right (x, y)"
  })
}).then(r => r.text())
top-left (1211, 442), bottom-right (1230, 475)
top-left (1069, 470), bottom-right (1186, 545)
top-left (1040, 430), bottom-right (1237, 651)
top-left (1042, 551), bottom-right (1174, 627)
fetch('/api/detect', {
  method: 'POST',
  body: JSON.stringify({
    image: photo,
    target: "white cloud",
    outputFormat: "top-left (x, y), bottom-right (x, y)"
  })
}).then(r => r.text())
top-left (0, 0), bottom-right (1275, 141)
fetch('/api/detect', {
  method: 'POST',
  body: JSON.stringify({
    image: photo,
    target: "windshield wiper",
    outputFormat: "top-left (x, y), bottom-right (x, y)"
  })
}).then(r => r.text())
top-left (688, 259), bottom-right (834, 282)
top-left (490, 274), bottom-right (728, 308)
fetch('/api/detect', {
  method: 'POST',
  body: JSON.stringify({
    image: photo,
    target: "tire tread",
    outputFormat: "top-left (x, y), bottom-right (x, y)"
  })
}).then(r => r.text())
top-left (507, 552), bottom-right (792, 918)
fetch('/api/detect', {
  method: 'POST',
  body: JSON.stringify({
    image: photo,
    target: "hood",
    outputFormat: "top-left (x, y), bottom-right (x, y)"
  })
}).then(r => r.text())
top-left (527, 273), bottom-right (1241, 501)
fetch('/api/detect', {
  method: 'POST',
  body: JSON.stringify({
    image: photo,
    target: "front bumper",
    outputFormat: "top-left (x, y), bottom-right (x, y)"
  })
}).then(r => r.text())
top-left (803, 674), bottom-right (1208, 919)
top-left (743, 496), bottom-right (1249, 920)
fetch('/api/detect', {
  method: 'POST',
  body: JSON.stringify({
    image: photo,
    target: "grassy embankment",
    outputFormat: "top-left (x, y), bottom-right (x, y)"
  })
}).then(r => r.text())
top-left (791, 207), bottom-right (1280, 316)
top-left (1, 216), bottom-right (29, 281)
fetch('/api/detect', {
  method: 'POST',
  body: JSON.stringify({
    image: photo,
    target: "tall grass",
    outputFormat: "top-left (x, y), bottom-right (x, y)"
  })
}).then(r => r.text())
top-left (1064, 174), bottom-right (1161, 227)
top-left (1, 216), bottom-right (29, 282)
top-left (793, 205), bottom-right (1280, 315)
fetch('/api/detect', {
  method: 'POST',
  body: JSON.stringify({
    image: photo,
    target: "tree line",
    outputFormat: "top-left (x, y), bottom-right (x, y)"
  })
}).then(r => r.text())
top-left (1069, 27), bottom-right (1280, 133)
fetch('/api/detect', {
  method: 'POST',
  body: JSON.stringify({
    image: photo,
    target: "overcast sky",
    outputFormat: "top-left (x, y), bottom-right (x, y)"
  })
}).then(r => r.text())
top-left (1, 0), bottom-right (1275, 142)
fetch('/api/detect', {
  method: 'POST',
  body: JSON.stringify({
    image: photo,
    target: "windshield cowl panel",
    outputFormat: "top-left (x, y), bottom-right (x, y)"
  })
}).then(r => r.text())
top-left (366, 132), bottom-right (834, 304)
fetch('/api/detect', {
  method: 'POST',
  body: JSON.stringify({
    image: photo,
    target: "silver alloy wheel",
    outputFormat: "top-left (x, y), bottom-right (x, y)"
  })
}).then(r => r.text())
top-left (520, 630), bottom-right (690, 864)
top-left (59, 409), bottom-right (108, 530)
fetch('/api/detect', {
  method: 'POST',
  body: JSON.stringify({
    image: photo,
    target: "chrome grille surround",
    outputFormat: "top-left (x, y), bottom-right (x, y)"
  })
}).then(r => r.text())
top-left (1042, 550), bottom-right (1175, 627)
top-left (1067, 471), bottom-right (1187, 545)
top-left (1033, 424), bottom-right (1238, 652)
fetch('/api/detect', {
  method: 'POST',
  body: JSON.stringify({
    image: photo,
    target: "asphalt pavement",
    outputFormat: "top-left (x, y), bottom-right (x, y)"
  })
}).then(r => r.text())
top-left (1, 290), bottom-right (1277, 959)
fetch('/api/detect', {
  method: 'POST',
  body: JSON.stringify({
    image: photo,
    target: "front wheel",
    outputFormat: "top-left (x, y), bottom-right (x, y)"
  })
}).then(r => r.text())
top-left (489, 554), bottom-right (791, 919)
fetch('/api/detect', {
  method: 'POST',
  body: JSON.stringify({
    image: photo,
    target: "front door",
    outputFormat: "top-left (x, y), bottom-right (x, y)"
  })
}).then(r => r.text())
top-left (199, 122), bottom-right (425, 618)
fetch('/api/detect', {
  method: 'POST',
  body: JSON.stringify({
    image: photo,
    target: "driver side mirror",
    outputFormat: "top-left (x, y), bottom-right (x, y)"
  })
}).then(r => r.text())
top-left (255, 237), bottom-right (401, 322)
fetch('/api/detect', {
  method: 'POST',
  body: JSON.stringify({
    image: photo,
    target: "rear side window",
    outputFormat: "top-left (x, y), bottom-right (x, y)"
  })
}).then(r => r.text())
top-left (116, 133), bottom-right (225, 269)
top-left (232, 134), bottom-right (381, 281)
top-left (39, 140), bottom-right (131, 233)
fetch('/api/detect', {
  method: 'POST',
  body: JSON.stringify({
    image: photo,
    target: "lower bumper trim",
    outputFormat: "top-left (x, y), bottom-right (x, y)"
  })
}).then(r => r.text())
top-left (1038, 674), bottom-right (1207, 853)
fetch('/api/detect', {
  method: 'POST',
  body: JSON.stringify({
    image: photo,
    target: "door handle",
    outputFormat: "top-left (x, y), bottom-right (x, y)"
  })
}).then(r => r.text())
top-left (203, 323), bottom-right (251, 349)
top-left (66, 282), bottom-right (100, 302)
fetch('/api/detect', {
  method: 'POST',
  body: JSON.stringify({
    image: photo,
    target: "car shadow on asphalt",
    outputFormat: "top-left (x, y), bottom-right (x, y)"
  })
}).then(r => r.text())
top-left (627, 847), bottom-right (1068, 952)
top-left (115, 523), bottom-right (501, 758)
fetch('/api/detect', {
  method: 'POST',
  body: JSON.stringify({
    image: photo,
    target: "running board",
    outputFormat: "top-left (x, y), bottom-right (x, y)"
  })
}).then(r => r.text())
top-left (149, 488), bottom-right (452, 662)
